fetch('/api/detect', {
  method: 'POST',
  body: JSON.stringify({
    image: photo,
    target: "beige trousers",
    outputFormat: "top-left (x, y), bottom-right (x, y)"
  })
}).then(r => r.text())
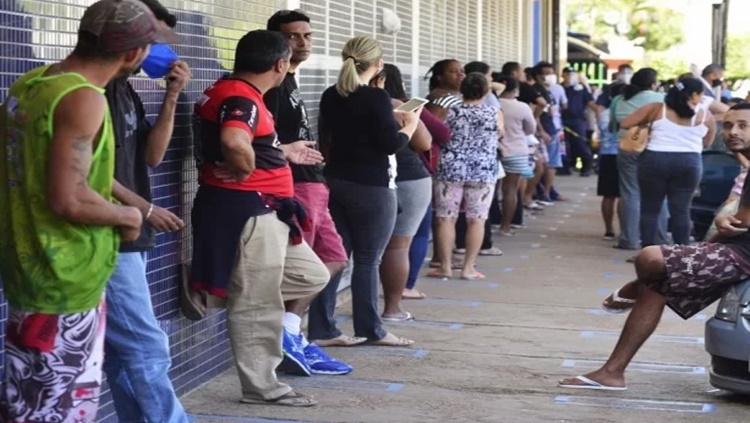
top-left (227, 212), bottom-right (329, 400)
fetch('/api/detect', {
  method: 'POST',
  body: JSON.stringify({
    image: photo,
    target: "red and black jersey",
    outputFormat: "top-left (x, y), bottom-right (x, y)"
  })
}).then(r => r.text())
top-left (193, 78), bottom-right (293, 197)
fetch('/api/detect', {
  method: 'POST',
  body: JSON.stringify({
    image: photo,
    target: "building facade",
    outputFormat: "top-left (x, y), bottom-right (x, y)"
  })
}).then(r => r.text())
top-left (0, 0), bottom-right (553, 420)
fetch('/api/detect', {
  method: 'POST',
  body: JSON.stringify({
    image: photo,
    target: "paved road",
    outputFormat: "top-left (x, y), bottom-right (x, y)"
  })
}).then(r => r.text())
top-left (182, 176), bottom-right (750, 422)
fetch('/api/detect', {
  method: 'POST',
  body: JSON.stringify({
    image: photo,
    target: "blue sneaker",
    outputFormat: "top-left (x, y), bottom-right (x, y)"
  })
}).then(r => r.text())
top-left (280, 330), bottom-right (312, 376)
top-left (304, 343), bottom-right (353, 375)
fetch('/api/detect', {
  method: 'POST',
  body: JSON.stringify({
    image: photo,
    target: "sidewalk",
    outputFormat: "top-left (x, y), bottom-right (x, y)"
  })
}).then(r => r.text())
top-left (181, 176), bottom-right (748, 423)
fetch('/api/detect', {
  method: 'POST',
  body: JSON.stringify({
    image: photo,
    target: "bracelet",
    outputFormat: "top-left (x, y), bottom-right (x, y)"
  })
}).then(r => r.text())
top-left (145, 203), bottom-right (154, 220)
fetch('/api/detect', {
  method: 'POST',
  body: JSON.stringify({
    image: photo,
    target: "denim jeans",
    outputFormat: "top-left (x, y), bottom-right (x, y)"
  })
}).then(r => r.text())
top-left (103, 252), bottom-right (188, 423)
top-left (638, 151), bottom-right (702, 246)
top-left (616, 150), bottom-right (670, 249)
top-left (311, 177), bottom-right (397, 341)
top-left (407, 203), bottom-right (432, 290)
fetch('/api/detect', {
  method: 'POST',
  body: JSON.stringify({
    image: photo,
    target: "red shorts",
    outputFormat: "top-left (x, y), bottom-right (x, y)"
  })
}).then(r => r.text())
top-left (294, 182), bottom-right (348, 264)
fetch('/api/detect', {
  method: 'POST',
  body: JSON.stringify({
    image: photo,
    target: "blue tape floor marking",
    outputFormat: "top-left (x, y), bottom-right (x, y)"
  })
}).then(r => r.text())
top-left (580, 330), bottom-right (704, 344)
top-left (561, 359), bottom-right (706, 374)
top-left (187, 414), bottom-right (318, 423)
top-left (280, 375), bottom-right (405, 393)
top-left (348, 346), bottom-right (430, 359)
top-left (554, 396), bottom-right (716, 413)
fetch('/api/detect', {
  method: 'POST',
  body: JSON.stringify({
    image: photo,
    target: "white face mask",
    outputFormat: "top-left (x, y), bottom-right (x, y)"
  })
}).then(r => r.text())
top-left (544, 74), bottom-right (558, 86)
top-left (619, 72), bottom-right (633, 84)
top-left (568, 75), bottom-right (579, 86)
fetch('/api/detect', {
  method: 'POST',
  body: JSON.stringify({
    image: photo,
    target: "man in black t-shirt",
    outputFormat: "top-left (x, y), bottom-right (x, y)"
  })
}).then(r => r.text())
top-left (559, 104), bottom-right (750, 392)
top-left (103, 0), bottom-right (191, 421)
top-left (265, 10), bottom-right (354, 378)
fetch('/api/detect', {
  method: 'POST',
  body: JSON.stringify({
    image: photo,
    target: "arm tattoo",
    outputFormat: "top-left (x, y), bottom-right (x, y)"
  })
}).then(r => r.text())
top-left (70, 135), bottom-right (94, 187)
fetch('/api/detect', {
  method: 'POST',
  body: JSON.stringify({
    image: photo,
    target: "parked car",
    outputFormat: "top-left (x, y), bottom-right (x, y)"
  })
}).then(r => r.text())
top-left (690, 150), bottom-right (740, 241)
top-left (706, 280), bottom-right (750, 394)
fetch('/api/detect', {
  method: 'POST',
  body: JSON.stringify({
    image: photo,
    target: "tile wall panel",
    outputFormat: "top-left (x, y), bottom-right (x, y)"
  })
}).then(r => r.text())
top-left (0, 0), bottom-right (275, 421)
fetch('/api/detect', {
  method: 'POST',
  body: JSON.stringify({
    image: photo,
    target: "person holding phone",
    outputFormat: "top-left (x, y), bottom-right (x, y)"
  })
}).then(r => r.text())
top-left (314, 36), bottom-right (420, 347)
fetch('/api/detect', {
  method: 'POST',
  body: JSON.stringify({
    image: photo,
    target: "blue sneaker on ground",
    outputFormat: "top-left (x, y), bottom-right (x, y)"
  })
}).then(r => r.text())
top-left (304, 343), bottom-right (353, 375)
top-left (280, 330), bottom-right (312, 376)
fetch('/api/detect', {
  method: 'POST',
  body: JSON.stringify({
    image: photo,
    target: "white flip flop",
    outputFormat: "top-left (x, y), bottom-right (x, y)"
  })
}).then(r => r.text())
top-left (558, 375), bottom-right (628, 391)
top-left (602, 288), bottom-right (636, 314)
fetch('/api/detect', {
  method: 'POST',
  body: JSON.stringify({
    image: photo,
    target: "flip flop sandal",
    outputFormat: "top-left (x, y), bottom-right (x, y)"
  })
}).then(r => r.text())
top-left (382, 312), bottom-right (414, 322)
top-left (558, 375), bottom-right (627, 391)
top-left (402, 290), bottom-right (427, 300)
top-left (367, 333), bottom-right (415, 347)
top-left (602, 288), bottom-right (636, 314)
top-left (479, 247), bottom-right (503, 256)
top-left (310, 335), bottom-right (367, 347)
top-left (429, 261), bottom-right (464, 269)
top-left (241, 391), bottom-right (318, 407)
top-left (427, 270), bottom-right (453, 279)
top-left (461, 272), bottom-right (486, 281)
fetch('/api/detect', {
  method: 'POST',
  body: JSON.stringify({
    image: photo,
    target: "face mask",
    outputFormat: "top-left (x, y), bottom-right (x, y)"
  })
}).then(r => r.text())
top-left (568, 75), bottom-right (579, 86)
top-left (712, 78), bottom-right (724, 88)
top-left (544, 74), bottom-right (558, 86)
top-left (141, 44), bottom-right (179, 79)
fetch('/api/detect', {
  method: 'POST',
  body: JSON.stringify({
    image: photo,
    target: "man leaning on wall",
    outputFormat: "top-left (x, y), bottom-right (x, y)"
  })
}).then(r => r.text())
top-left (102, 0), bottom-right (192, 421)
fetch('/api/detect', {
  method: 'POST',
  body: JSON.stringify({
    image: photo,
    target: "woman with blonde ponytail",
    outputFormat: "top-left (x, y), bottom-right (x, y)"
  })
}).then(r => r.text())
top-left (310, 36), bottom-right (421, 347)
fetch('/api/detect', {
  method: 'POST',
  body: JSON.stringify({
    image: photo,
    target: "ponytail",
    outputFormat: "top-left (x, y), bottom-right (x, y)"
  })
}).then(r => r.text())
top-left (335, 36), bottom-right (383, 97)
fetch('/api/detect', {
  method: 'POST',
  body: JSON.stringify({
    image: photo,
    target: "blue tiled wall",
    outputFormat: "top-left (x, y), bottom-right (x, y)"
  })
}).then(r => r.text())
top-left (0, 1), bottom-right (278, 421)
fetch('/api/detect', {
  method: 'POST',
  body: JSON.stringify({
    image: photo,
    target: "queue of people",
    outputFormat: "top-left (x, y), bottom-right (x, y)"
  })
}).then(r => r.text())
top-left (4, 0), bottom-right (748, 421)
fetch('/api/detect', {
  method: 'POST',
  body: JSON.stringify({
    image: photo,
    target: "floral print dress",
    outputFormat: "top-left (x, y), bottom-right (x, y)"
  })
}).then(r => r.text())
top-left (437, 103), bottom-right (499, 183)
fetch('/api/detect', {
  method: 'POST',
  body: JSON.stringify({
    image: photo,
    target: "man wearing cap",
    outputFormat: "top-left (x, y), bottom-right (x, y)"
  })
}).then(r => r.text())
top-left (101, 0), bottom-right (191, 421)
top-left (0, 1), bottom-right (174, 421)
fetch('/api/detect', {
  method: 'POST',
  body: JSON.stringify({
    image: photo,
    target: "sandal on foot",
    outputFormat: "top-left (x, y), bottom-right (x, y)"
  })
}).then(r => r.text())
top-left (427, 270), bottom-right (452, 279)
top-left (558, 375), bottom-right (627, 391)
top-left (402, 289), bottom-right (427, 300)
top-left (367, 333), bottom-right (414, 347)
top-left (429, 261), bottom-right (464, 269)
top-left (461, 271), bottom-right (486, 281)
top-left (310, 335), bottom-right (367, 347)
top-left (602, 288), bottom-right (636, 314)
top-left (479, 247), bottom-right (503, 256)
top-left (382, 312), bottom-right (414, 322)
top-left (241, 391), bottom-right (318, 407)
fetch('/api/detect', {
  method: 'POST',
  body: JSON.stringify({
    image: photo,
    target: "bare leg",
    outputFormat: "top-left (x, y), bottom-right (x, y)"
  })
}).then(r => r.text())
top-left (435, 217), bottom-right (457, 276)
top-left (543, 165), bottom-right (556, 199)
top-left (601, 197), bottom-right (617, 235)
top-left (380, 236), bottom-right (413, 317)
top-left (560, 246), bottom-right (668, 388)
top-left (501, 173), bottom-right (521, 233)
top-left (524, 161), bottom-right (545, 206)
top-left (462, 218), bottom-right (485, 278)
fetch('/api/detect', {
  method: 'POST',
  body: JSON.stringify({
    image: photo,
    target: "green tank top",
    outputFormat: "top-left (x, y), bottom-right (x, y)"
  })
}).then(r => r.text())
top-left (0, 65), bottom-right (119, 313)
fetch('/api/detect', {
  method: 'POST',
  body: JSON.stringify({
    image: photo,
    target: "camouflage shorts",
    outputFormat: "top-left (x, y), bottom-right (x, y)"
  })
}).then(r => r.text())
top-left (646, 243), bottom-right (749, 319)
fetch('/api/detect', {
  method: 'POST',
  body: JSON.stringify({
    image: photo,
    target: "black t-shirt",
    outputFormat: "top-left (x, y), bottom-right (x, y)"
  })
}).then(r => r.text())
top-left (106, 78), bottom-right (154, 252)
top-left (520, 82), bottom-right (556, 136)
top-left (395, 144), bottom-right (430, 182)
top-left (264, 73), bottom-right (325, 184)
top-left (518, 82), bottom-right (541, 105)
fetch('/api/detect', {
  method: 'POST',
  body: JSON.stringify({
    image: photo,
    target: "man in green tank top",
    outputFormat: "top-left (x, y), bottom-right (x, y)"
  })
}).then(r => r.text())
top-left (0, 1), bottom-right (175, 421)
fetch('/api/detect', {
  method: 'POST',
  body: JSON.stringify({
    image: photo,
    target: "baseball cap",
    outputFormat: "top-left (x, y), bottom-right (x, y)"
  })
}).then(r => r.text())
top-left (79, 0), bottom-right (178, 54)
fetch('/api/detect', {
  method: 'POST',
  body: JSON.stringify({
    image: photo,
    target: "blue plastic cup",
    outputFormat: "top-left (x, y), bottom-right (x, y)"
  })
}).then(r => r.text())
top-left (141, 44), bottom-right (179, 79)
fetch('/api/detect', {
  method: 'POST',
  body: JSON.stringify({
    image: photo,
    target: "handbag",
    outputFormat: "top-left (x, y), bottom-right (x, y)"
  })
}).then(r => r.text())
top-left (613, 97), bottom-right (655, 154)
top-left (619, 121), bottom-right (652, 153)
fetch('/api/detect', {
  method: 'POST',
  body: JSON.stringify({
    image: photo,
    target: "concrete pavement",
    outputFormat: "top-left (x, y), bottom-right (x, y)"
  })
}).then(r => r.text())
top-left (181, 176), bottom-right (750, 422)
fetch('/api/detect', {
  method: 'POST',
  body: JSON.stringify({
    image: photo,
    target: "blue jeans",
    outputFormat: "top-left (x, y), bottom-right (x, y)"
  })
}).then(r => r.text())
top-left (407, 203), bottom-right (432, 290)
top-left (103, 252), bottom-right (188, 423)
top-left (638, 151), bottom-right (702, 246)
top-left (310, 177), bottom-right (397, 341)
top-left (616, 150), bottom-right (669, 249)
